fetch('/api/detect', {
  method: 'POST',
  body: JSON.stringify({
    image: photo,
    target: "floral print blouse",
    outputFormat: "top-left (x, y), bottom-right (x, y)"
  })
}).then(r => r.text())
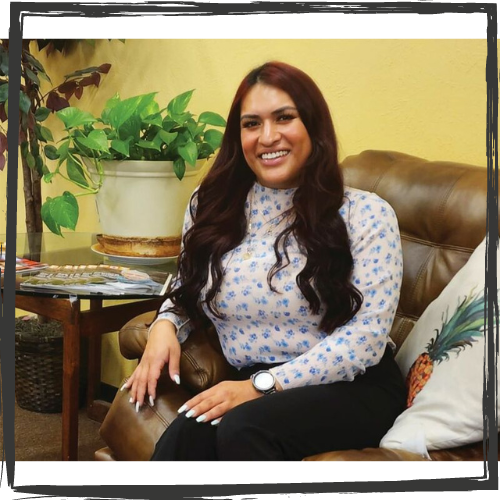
top-left (150, 181), bottom-right (403, 390)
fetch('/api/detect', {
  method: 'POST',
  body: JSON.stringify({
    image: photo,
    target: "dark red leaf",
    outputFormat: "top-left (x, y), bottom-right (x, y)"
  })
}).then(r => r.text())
top-left (57, 80), bottom-right (77, 94)
top-left (98, 63), bottom-right (111, 74)
top-left (75, 85), bottom-right (83, 100)
top-left (92, 72), bottom-right (101, 87)
top-left (0, 132), bottom-right (7, 154)
top-left (79, 72), bottom-right (101, 88)
top-left (57, 80), bottom-right (78, 101)
top-left (46, 91), bottom-right (69, 112)
top-left (46, 43), bottom-right (54, 57)
top-left (52, 40), bottom-right (69, 53)
top-left (79, 75), bottom-right (94, 87)
top-left (0, 153), bottom-right (5, 171)
top-left (36, 40), bottom-right (51, 52)
top-left (0, 102), bottom-right (6, 122)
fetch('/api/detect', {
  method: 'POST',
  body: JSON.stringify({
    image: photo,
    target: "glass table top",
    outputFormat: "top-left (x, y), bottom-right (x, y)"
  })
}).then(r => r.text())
top-left (1, 232), bottom-right (177, 300)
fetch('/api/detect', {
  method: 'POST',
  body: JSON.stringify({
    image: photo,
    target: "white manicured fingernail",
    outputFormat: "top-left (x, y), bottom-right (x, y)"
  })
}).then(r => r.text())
top-left (135, 402), bottom-right (140, 413)
top-left (173, 374), bottom-right (180, 385)
top-left (185, 409), bottom-right (195, 418)
top-left (196, 415), bottom-right (206, 423)
top-left (211, 419), bottom-right (220, 426)
top-left (129, 397), bottom-right (134, 404)
top-left (149, 395), bottom-right (155, 407)
top-left (120, 382), bottom-right (128, 391)
top-left (177, 404), bottom-right (188, 413)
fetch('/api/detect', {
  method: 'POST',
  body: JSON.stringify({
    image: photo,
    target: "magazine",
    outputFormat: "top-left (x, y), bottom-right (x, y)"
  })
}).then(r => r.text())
top-left (20, 264), bottom-right (173, 296)
top-left (0, 245), bottom-right (48, 275)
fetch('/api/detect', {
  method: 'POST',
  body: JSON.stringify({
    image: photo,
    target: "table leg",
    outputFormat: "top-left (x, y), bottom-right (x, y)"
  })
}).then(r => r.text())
top-left (61, 301), bottom-right (81, 461)
top-left (87, 299), bottom-right (102, 407)
top-left (87, 299), bottom-right (111, 422)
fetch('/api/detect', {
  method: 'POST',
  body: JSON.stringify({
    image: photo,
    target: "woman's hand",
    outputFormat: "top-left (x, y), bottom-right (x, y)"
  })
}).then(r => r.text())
top-left (177, 380), bottom-right (264, 425)
top-left (121, 319), bottom-right (181, 410)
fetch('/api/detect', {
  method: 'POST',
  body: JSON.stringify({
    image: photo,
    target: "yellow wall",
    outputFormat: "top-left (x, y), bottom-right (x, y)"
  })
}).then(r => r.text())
top-left (3, 39), bottom-right (488, 387)
top-left (2, 39), bottom-right (489, 234)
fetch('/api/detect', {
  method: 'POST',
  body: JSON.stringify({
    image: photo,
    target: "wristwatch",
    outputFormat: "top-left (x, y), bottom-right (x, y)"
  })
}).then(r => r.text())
top-left (251, 370), bottom-right (277, 395)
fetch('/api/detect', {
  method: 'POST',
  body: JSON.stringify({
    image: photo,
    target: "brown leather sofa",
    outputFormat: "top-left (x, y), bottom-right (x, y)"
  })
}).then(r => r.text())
top-left (95, 149), bottom-right (498, 461)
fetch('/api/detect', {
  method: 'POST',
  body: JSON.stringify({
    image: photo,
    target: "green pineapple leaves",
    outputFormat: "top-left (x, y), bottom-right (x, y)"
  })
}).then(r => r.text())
top-left (429, 290), bottom-right (485, 364)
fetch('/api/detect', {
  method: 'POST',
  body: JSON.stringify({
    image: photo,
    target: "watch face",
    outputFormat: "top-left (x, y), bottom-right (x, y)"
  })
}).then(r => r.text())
top-left (254, 371), bottom-right (275, 391)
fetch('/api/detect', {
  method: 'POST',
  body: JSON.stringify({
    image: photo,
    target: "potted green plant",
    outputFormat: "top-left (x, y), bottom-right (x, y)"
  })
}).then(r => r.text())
top-left (42, 89), bottom-right (226, 257)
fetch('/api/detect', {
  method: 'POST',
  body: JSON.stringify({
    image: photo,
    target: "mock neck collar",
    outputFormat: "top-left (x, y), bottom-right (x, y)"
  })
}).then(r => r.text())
top-left (248, 181), bottom-right (297, 216)
top-left (251, 181), bottom-right (297, 198)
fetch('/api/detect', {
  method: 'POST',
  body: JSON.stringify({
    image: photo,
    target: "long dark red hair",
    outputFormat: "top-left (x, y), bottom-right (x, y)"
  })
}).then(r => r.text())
top-left (165, 61), bottom-right (362, 333)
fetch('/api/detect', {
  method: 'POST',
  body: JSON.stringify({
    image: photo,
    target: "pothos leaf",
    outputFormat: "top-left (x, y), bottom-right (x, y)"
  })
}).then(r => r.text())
top-left (41, 198), bottom-right (62, 236)
top-left (178, 141), bottom-right (198, 167)
top-left (173, 157), bottom-right (185, 180)
top-left (49, 191), bottom-right (79, 231)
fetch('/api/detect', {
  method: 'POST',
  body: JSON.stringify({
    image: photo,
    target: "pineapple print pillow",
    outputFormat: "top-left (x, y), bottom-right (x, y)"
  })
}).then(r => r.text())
top-left (380, 236), bottom-right (496, 456)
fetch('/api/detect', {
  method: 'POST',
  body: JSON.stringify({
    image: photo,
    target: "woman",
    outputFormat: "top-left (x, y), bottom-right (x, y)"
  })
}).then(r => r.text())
top-left (123, 61), bottom-right (406, 461)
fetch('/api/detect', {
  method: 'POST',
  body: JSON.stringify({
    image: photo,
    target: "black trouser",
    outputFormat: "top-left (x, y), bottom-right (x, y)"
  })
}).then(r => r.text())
top-left (151, 346), bottom-right (406, 461)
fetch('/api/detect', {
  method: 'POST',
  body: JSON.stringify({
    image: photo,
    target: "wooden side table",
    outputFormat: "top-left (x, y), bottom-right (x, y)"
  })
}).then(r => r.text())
top-left (4, 232), bottom-right (176, 460)
top-left (14, 293), bottom-right (165, 460)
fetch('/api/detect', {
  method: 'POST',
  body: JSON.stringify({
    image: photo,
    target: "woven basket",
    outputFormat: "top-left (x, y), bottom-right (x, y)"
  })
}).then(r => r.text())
top-left (15, 318), bottom-right (87, 413)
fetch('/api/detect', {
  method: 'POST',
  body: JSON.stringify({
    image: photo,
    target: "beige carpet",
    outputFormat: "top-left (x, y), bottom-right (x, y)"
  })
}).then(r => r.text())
top-left (1, 400), bottom-right (106, 461)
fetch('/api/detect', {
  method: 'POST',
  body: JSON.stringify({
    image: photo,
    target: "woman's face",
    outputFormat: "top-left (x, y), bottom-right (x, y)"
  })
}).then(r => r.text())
top-left (240, 83), bottom-right (312, 189)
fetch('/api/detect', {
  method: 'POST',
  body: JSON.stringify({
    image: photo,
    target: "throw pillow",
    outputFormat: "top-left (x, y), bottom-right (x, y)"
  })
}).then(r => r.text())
top-left (380, 236), bottom-right (496, 456)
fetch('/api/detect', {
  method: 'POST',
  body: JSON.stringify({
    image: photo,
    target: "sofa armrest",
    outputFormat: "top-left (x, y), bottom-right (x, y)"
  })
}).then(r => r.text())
top-left (118, 312), bottom-right (236, 393)
top-left (100, 373), bottom-right (192, 461)
top-left (303, 447), bottom-right (430, 461)
top-left (119, 311), bottom-right (154, 359)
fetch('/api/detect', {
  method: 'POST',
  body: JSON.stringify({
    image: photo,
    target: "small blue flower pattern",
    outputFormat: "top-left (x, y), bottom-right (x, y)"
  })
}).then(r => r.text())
top-left (151, 181), bottom-right (403, 390)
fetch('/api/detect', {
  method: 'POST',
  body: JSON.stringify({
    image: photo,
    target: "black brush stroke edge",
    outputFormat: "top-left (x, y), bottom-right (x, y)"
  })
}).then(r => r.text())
top-left (3, 0), bottom-right (23, 492)
top-left (485, 0), bottom-right (499, 490)
top-left (5, 1), bottom-right (495, 16)
top-left (1, 0), bottom-right (497, 498)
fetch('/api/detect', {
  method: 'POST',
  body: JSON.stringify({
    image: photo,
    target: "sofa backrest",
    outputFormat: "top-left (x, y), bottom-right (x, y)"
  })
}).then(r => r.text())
top-left (340, 150), bottom-right (493, 351)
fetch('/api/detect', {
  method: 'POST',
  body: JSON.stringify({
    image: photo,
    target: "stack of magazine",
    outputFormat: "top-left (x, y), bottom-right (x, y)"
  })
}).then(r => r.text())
top-left (0, 246), bottom-right (48, 275)
top-left (20, 264), bottom-right (173, 296)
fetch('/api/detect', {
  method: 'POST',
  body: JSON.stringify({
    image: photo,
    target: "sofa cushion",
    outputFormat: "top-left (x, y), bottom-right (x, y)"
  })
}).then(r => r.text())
top-left (379, 237), bottom-right (496, 456)
top-left (341, 150), bottom-right (491, 355)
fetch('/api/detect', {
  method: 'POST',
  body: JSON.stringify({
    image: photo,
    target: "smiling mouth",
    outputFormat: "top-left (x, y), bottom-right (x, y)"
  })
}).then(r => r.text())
top-left (260, 150), bottom-right (290, 160)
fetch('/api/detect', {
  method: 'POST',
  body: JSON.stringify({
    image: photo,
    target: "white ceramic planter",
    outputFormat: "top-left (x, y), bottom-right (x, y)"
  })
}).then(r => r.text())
top-left (85, 158), bottom-right (204, 241)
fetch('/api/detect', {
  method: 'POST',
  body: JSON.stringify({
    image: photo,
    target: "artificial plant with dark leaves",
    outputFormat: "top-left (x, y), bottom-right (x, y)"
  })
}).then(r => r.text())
top-left (0, 39), bottom-right (112, 237)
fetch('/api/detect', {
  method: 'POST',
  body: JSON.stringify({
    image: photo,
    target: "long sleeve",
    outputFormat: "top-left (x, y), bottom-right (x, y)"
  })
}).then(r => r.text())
top-left (269, 191), bottom-right (403, 389)
top-left (147, 190), bottom-right (198, 344)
